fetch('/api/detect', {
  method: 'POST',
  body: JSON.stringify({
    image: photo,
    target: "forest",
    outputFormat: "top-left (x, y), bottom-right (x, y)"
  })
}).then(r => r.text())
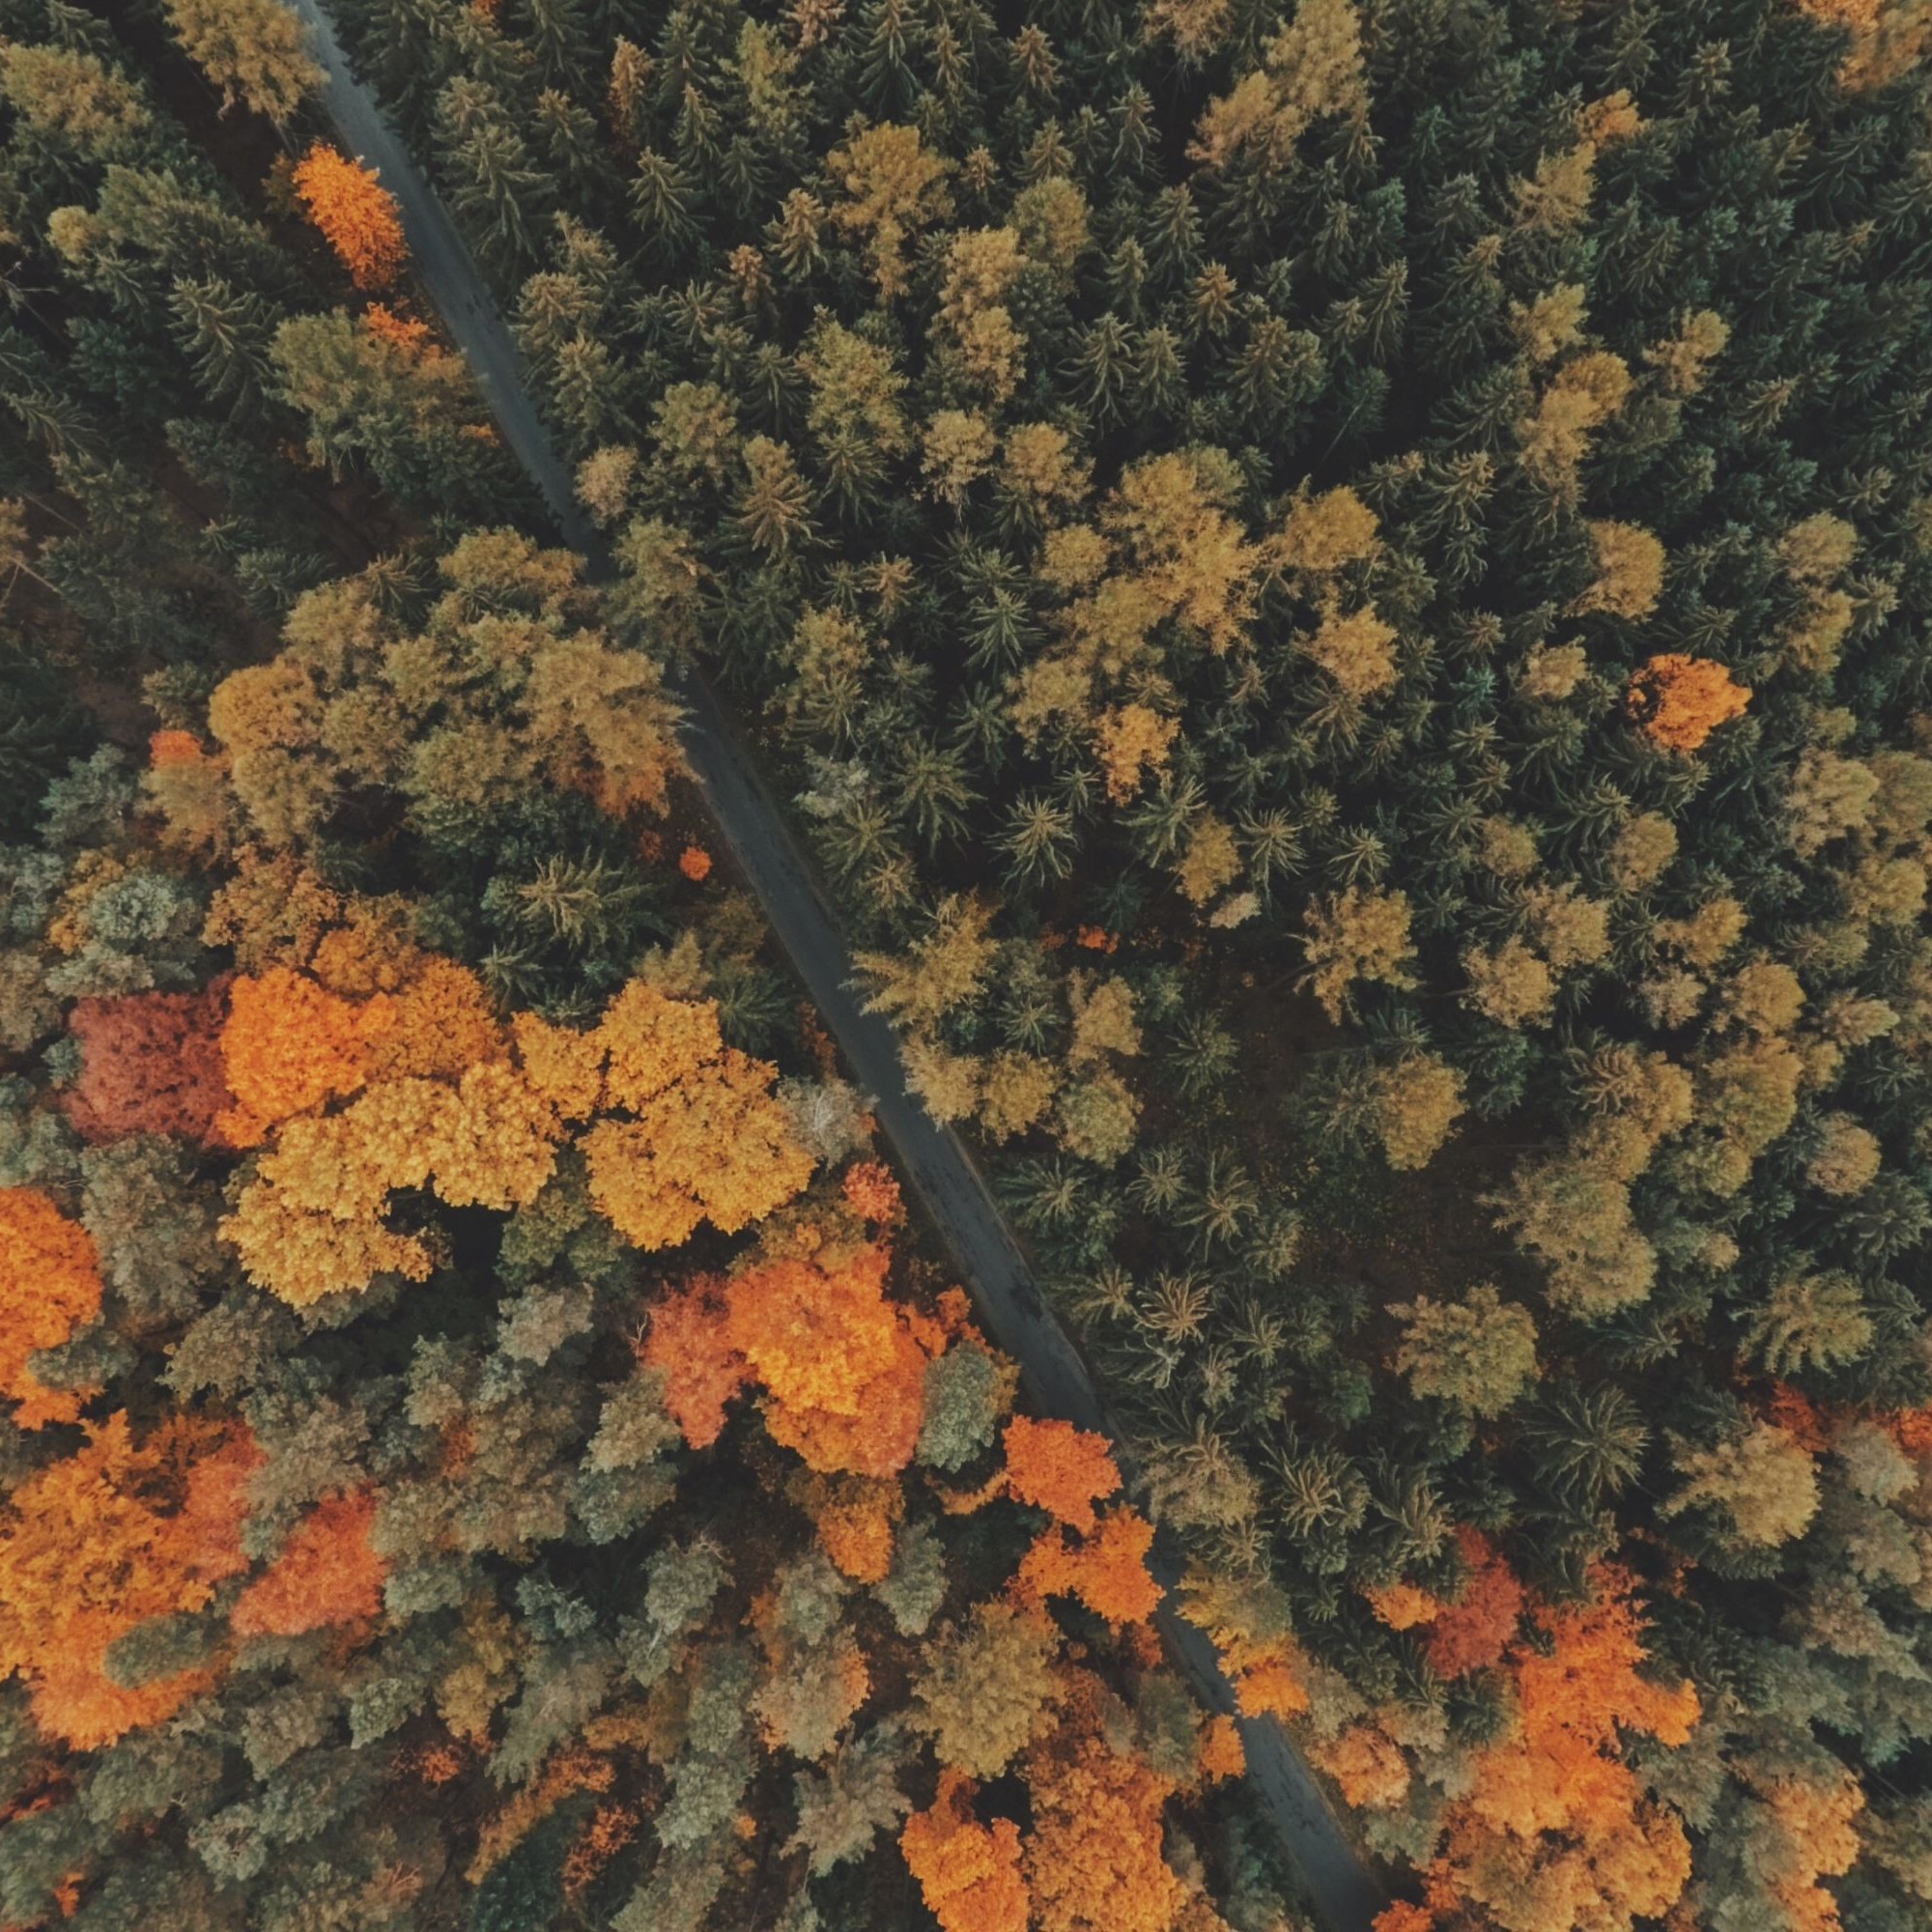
top-left (2, 0), bottom-right (1931, 1929)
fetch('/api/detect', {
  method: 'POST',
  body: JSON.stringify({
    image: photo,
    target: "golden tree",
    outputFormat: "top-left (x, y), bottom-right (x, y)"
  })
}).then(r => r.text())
top-left (1627, 654), bottom-right (1751, 753)
top-left (294, 142), bottom-right (408, 290)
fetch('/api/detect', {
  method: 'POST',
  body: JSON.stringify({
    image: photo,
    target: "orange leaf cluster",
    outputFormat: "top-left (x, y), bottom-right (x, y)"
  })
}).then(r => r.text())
top-left (1626, 653), bottom-right (1750, 753)
top-left (214, 964), bottom-right (392, 1148)
top-left (561, 1802), bottom-right (641, 1895)
top-left (841, 1158), bottom-right (903, 1225)
top-left (799, 1471), bottom-right (904, 1581)
top-left (232, 1488), bottom-right (385, 1637)
top-left (1889, 1405), bottom-right (1932, 1459)
top-left (1196, 1714), bottom-right (1245, 1782)
top-left (1313, 1722), bottom-right (1411, 1809)
top-left (364, 955), bottom-right (509, 1082)
top-left (1767, 1383), bottom-right (1837, 1454)
top-left (1024, 1678), bottom-right (1183, 1932)
top-left (677, 842), bottom-right (712, 881)
top-left (643, 1242), bottom-right (940, 1476)
top-left (1177, 1575), bottom-right (1311, 1720)
top-left (1413, 1566), bottom-right (1699, 1932)
top-left (641, 1278), bottom-right (745, 1448)
top-left (1001, 1416), bottom-right (1122, 1533)
top-left (900, 1771), bottom-right (1030, 1932)
top-left (467, 1747), bottom-right (616, 1884)
top-left (147, 727), bottom-right (206, 768)
top-left (1365, 1579), bottom-right (1441, 1631)
top-left (0, 1188), bottom-right (103, 1429)
top-left (0, 1413), bottom-right (256, 1747)
top-left (294, 141), bottom-right (408, 290)
top-left (1232, 1659), bottom-right (1311, 1719)
top-left (217, 956), bottom-right (814, 1304)
top-left (362, 300), bottom-right (430, 354)
top-left (580, 979), bottom-right (814, 1250)
top-left (1755, 1772), bottom-right (1864, 1932)
top-left (1375, 1905), bottom-right (1435, 1932)
top-left (728, 1243), bottom-right (934, 1476)
top-left (1014, 1505), bottom-right (1163, 1626)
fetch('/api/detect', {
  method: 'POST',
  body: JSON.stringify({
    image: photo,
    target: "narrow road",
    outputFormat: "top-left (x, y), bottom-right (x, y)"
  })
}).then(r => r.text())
top-left (286, 9), bottom-right (1388, 1926)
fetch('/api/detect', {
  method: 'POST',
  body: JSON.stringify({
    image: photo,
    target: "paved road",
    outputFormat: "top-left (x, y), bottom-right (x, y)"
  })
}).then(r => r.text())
top-left (286, 9), bottom-right (1388, 1926)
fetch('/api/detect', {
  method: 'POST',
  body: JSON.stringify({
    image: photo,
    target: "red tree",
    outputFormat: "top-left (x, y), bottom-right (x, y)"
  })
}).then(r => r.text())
top-left (1424, 1528), bottom-right (1525, 1678)
top-left (64, 980), bottom-right (234, 1143)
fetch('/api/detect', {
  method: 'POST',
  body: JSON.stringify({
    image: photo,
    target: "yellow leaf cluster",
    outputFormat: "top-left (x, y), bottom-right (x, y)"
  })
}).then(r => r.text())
top-left (219, 950), bottom-right (813, 1302)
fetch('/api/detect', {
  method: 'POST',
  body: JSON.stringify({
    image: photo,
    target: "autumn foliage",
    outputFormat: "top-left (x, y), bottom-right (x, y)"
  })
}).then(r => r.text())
top-left (64, 980), bottom-right (233, 1142)
top-left (1023, 1676), bottom-right (1184, 1932)
top-left (798, 1472), bottom-right (903, 1581)
top-left (293, 141), bottom-right (408, 290)
top-left (232, 1488), bottom-right (385, 1637)
top-left (900, 1771), bottom-right (1030, 1932)
top-left (1406, 1567), bottom-right (1700, 1932)
top-left (645, 1240), bottom-right (937, 1477)
top-left (215, 954), bottom-right (813, 1305)
top-left (1626, 653), bottom-right (1751, 753)
top-left (1015, 1505), bottom-right (1163, 1626)
top-left (0, 1413), bottom-right (255, 1747)
top-left (580, 978), bottom-right (814, 1250)
top-left (1001, 1415), bottom-right (1122, 1532)
top-left (0, 1188), bottom-right (103, 1428)
top-left (214, 963), bottom-right (389, 1149)
top-left (1422, 1529), bottom-right (1526, 1679)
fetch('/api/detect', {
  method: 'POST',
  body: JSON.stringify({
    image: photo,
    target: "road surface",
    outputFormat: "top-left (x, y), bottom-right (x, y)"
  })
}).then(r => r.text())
top-left (284, 8), bottom-right (1389, 1926)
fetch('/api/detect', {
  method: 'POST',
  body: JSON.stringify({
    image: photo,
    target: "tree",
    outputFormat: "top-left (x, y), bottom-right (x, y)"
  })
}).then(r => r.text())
top-left (582, 979), bottom-right (814, 1251)
top-left (1661, 1421), bottom-right (1820, 1549)
top-left (1411, 1568), bottom-right (1700, 1932)
top-left (900, 1770), bottom-right (1029, 1932)
top-left (1002, 1417), bottom-right (1122, 1532)
top-left (1014, 1506), bottom-right (1163, 1626)
top-left (0, 1413), bottom-right (255, 1747)
top-left (789, 1723), bottom-right (911, 1878)
top-left (213, 965), bottom-right (385, 1148)
top-left (293, 144), bottom-right (410, 290)
top-left (1301, 888), bottom-right (1418, 1021)
top-left (164, 0), bottom-right (322, 124)
top-left (824, 122), bottom-right (952, 299)
top-left (1391, 1285), bottom-right (1537, 1417)
top-left (720, 1244), bottom-right (931, 1478)
top-left (0, 1187), bottom-right (103, 1428)
top-left (232, 1488), bottom-right (385, 1636)
top-left (270, 311), bottom-right (510, 512)
top-left (0, 43), bottom-right (151, 162)
top-left (1370, 1054), bottom-right (1466, 1171)
top-left (64, 982), bottom-right (233, 1143)
top-left (1423, 1531), bottom-right (1524, 1678)
top-left (1626, 655), bottom-right (1751, 755)
top-left (912, 1602), bottom-right (1061, 1778)
top-left (1024, 1677), bottom-right (1184, 1932)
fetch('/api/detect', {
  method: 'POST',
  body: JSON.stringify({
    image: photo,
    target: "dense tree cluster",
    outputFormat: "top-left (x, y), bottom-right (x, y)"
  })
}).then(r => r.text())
top-left (0, 560), bottom-right (1288, 1929)
top-left (7, 0), bottom-right (1932, 1925)
top-left (312, 0), bottom-right (1932, 1926)
top-left (0, 0), bottom-right (523, 714)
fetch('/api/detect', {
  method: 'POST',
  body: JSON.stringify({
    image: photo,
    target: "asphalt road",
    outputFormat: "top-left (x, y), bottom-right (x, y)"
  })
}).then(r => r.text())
top-left (285, 9), bottom-right (1389, 1925)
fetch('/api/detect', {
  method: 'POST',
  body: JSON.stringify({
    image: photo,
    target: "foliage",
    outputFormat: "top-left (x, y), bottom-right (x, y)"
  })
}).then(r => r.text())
top-left (0, 665), bottom-right (1256, 1929)
top-left (11, 0), bottom-right (1932, 1925)
top-left (293, 143), bottom-right (408, 291)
